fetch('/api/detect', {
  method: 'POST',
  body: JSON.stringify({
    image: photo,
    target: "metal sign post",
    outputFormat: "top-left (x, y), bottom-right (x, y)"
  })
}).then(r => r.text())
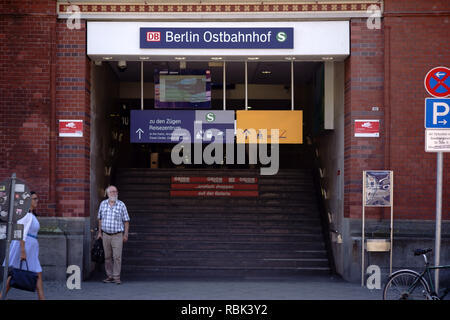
top-left (424, 66), bottom-right (449, 292)
top-left (361, 170), bottom-right (394, 287)
top-left (1, 173), bottom-right (16, 300)
top-left (434, 152), bottom-right (443, 293)
top-left (0, 174), bottom-right (30, 300)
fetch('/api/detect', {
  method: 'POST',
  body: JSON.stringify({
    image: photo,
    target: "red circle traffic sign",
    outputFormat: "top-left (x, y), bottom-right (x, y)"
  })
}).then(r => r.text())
top-left (424, 66), bottom-right (450, 98)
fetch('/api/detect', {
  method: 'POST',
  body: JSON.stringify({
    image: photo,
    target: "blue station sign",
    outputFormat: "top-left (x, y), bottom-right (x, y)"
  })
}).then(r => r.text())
top-left (131, 110), bottom-right (235, 143)
top-left (140, 28), bottom-right (294, 49)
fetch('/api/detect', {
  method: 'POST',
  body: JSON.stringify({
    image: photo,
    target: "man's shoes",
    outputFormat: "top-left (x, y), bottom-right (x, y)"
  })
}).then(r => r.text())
top-left (102, 277), bottom-right (114, 283)
top-left (113, 279), bottom-right (121, 285)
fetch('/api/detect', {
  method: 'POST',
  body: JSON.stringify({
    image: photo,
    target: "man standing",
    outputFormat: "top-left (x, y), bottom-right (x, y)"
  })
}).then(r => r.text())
top-left (97, 185), bottom-right (130, 284)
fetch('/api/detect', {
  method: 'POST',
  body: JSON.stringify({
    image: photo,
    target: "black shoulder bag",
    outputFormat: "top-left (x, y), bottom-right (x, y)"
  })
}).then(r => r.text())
top-left (9, 259), bottom-right (38, 292)
top-left (91, 238), bottom-right (105, 263)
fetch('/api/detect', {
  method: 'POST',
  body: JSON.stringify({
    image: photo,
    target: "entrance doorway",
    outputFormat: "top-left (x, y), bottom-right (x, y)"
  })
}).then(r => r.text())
top-left (90, 59), bottom-right (338, 279)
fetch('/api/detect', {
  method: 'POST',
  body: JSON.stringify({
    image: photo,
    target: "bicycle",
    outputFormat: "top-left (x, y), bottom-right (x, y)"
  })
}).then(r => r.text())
top-left (383, 248), bottom-right (450, 300)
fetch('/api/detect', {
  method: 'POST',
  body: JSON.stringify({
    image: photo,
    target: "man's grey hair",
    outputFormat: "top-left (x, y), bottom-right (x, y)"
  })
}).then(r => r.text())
top-left (105, 185), bottom-right (118, 196)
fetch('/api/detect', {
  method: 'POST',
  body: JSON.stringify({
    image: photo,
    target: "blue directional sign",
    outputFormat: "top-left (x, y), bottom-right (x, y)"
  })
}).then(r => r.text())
top-left (131, 110), bottom-right (235, 143)
top-left (425, 98), bottom-right (450, 129)
top-left (131, 110), bottom-right (194, 143)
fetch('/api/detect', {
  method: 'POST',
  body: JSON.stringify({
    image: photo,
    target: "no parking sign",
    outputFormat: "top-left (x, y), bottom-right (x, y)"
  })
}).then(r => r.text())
top-left (424, 66), bottom-right (450, 98)
top-left (423, 66), bottom-right (449, 292)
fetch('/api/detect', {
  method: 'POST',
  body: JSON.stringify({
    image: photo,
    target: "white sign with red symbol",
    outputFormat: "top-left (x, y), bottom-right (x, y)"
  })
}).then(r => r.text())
top-left (170, 176), bottom-right (258, 197)
top-left (146, 31), bottom-right (161, 42)
top-left (59, 120), bottom-right (83, 137)
top-left (354, 120), bottom-right (380, 137)
top-left (424, 66), bottom-right (450, 98)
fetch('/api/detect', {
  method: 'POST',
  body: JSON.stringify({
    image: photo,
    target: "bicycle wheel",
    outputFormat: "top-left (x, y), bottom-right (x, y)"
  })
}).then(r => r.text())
top-left (383, 270), bottom-right (431, 300)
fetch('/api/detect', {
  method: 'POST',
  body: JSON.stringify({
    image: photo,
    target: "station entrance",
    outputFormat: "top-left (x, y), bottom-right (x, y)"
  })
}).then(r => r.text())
top-left (93, 60), bottom-right (325, 168)
top-left (90, 58), bottom-right (338, 278)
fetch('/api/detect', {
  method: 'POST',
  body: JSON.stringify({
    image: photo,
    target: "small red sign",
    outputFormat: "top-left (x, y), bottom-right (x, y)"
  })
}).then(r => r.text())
top-left (171, 184), bottom-right (258, 190)
top-left (146, 32), bottom-right (161, 42)
top-left (171, 190), bottom-right (259, 197)
top-left (59, 120), bottom-right (83, 137)
top-left (171, 177), bottom-right (258, 184)
top-left (170, 176), bottom-right (259, 197)
top-left (354, 120), bottom-right (379, 137)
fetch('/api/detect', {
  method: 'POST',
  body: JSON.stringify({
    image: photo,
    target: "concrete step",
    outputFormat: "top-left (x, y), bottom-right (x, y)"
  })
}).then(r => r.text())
top-left (123, 240), bottom-right (326, 251)
top-left (114, 166), bottom-right (331, 278)
top-left (128, 209), bottom-right (319, 218)
top-left (128, 232), bottom-right (324, 243)
top-left (129, 225), bottom-right (323, 234)
top-left (120, 265), bottom-right (332, 279)
top-left (122, 198), bottom-right (321, 207)
top-left (122, 257), bottom-right (330, 268)
top-left (123, 249), bottom-right (328, 260)
top-left (125, 206), bottom-right (321, 215)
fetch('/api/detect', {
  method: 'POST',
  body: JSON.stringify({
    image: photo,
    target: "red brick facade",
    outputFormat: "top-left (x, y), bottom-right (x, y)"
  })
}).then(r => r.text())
top-left (383, 0), bottom-right (450, 220)
top-left (0, 1), bottom-right (90, 218)
top-left (0, 1), bottom-right (57, 215)
top-left (55, 20), bottom-right (91, 218)
top-left (1, 0), bottom-right (449, 222)
top-left (344, 0), bottom-right (450, 221)
top-left (344, 18), bottom-right (385, 220)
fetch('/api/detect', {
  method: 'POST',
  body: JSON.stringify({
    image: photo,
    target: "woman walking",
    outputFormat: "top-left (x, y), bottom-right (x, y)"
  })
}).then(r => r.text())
top-left (1, 191), bottom-right (45, 300)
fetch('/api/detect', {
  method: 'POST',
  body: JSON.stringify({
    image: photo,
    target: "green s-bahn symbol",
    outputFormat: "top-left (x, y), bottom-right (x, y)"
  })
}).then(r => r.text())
top-left (205, 112), bottom-right (216, 122)
top-left (276, 32), bottom-right (287, 42)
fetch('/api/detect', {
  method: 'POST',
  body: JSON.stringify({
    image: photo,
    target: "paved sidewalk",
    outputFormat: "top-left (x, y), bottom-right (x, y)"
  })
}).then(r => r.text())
top-left (1, 274), bottom-right (382, 300)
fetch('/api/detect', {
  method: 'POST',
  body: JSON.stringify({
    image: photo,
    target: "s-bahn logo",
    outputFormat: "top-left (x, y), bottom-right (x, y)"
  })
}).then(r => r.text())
top-left (146, 32), bottom-right (161, 42)
top-left (205, 112), bottom-right (216, 122)
top-left (276, 32), bottom-right (287, 42)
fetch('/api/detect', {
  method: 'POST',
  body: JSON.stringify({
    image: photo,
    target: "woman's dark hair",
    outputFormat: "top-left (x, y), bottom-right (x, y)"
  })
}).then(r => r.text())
top-left (30, 191), bottom-right (37, 213)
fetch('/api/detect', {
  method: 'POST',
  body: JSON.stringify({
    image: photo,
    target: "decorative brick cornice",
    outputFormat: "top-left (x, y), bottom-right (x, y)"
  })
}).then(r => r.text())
top-left (57, 2), bottom-right (382, 15)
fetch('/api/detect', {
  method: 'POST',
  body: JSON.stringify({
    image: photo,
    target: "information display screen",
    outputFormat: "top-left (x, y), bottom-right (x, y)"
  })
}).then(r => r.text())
top-left (155, 70), bottom-right (211, 109)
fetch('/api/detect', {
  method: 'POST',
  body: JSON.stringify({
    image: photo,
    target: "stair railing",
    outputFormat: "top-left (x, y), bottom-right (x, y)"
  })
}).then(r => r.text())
top-left (309, 139), bottom-right (337, 275)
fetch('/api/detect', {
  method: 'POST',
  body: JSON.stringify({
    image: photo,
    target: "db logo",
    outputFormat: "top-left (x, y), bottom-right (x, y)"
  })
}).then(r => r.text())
top-left (146, 32), bottom-right (161, 42)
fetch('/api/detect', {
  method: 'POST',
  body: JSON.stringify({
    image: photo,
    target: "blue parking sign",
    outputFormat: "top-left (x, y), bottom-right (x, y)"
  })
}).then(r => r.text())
top-left (425, 98), bottom-right (450, 129)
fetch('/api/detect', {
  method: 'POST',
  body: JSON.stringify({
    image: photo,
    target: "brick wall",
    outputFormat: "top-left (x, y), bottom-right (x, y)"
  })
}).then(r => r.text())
top-left (384, 0), bottom-right (449, 12)
top-left (383, 0), bottom-right (450, 220)
top-left (344, 18), bottom-right (385, 219)
top-left (0, 0), bottom-right (56, 216)
top-left (55, 19), bottom-right (91, 218)
top-left (344, 0), bottom-right (450, 221)
top-left (0, 0), bottom-right (91, 218)
top-left (1, 0), bottom-right (448, 222)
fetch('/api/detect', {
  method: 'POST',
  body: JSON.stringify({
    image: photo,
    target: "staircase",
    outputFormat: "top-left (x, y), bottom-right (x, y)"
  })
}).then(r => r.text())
top-left (116, 168), bottom-right (332, 279)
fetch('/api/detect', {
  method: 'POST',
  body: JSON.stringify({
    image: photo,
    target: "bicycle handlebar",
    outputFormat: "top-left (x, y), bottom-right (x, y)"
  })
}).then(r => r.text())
top-left (413, 248), bottom-right (432, 256)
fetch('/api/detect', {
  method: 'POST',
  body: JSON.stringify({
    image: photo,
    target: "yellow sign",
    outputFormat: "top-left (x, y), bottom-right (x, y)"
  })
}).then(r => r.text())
top-left (236, 110), bottom-right (303, 144)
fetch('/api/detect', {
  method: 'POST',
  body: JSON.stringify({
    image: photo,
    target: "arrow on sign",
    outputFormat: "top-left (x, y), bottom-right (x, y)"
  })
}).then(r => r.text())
top-left (438, 120), bottom-right (448, 125)
top-left (436, 72), bottom-right (446, 78)
top-left (136, 128), bottom-right (144, 140)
